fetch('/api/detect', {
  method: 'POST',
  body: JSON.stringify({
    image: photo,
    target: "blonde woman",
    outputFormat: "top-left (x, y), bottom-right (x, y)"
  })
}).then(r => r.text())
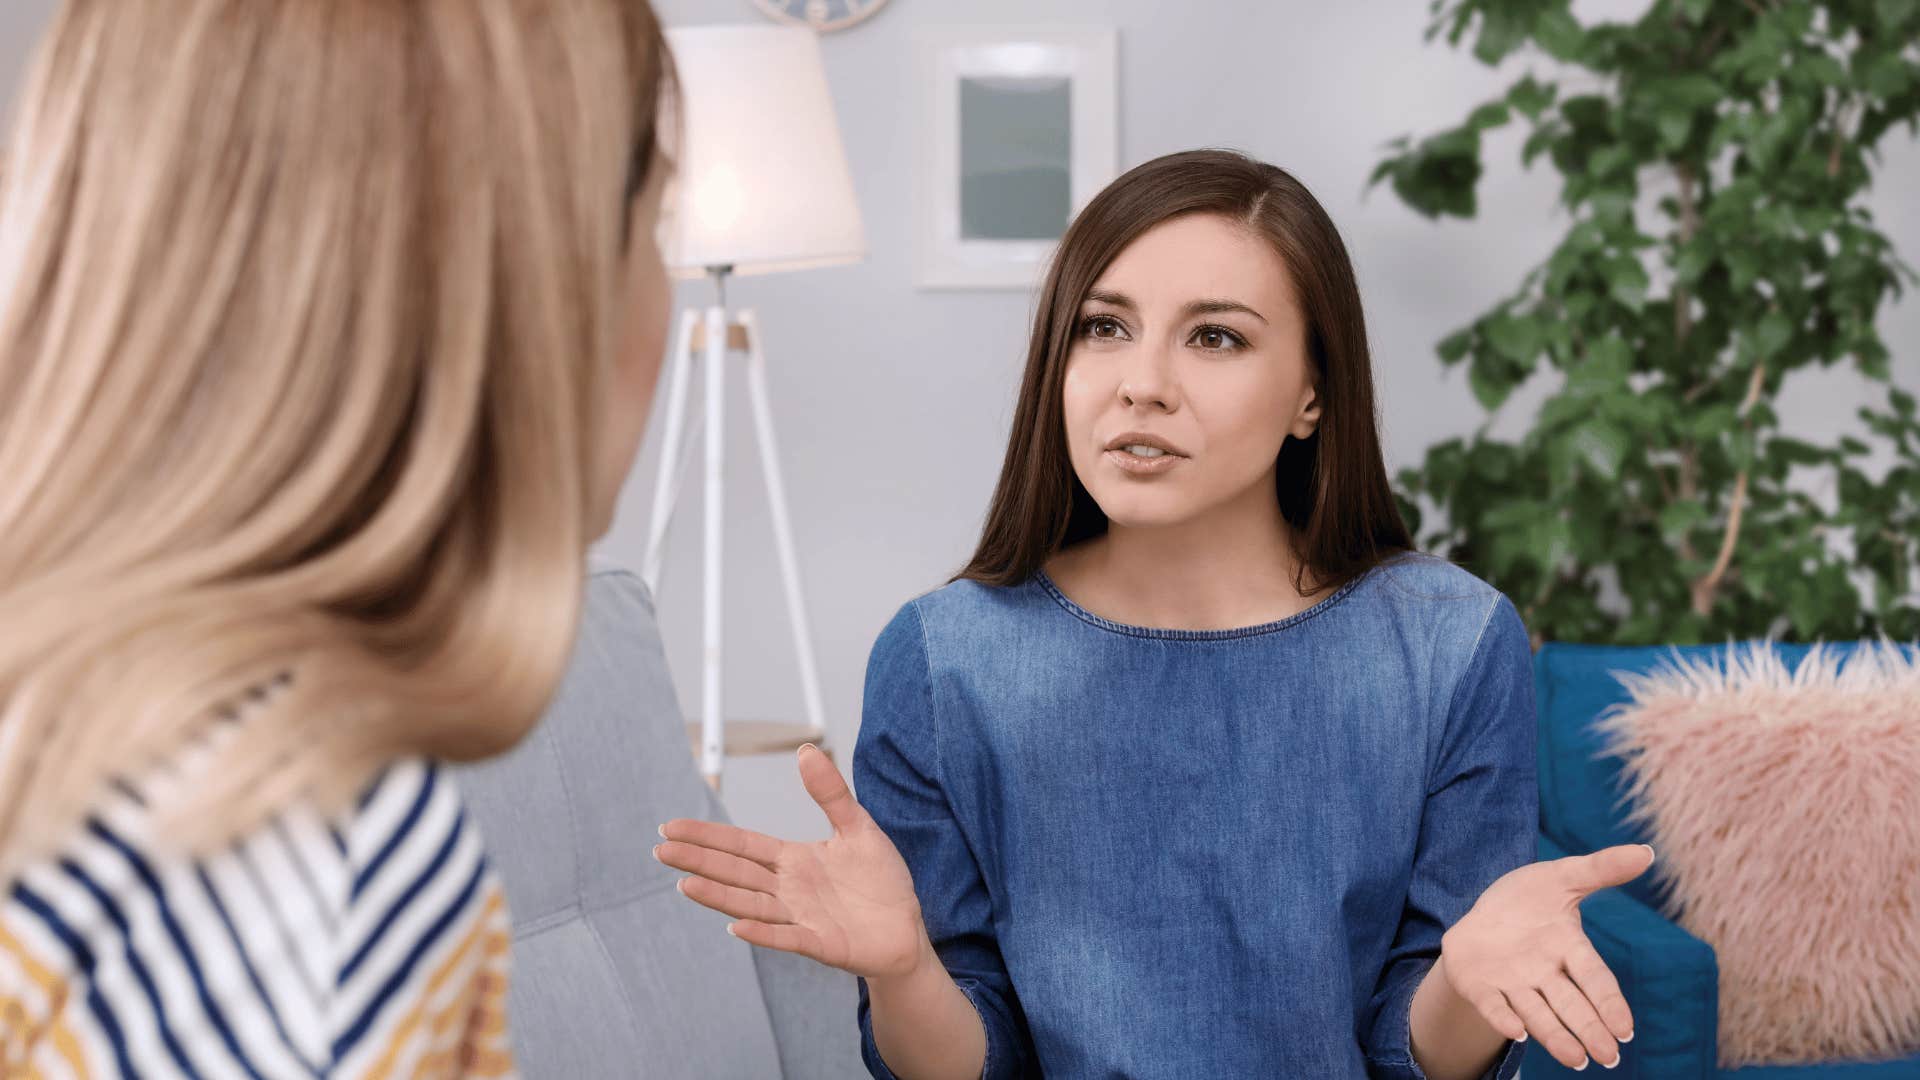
top-left (0, 0), bottom-right (675, 1074)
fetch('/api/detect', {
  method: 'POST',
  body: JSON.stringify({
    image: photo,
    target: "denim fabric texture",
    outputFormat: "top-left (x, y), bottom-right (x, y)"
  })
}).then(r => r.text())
top-left (853, 551), bottom-right (1536, 1080)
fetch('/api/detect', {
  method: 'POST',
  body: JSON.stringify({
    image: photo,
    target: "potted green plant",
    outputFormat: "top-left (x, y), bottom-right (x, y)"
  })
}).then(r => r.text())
top-left (1373, 0), bottom-right (1920, 646)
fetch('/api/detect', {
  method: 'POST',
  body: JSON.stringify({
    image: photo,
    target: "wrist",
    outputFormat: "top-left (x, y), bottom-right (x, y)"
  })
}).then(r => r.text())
top-left (1411, 954), bottom-right (1510, 1080)
top-left (1422, 953), bottom-right (1482, 1026)
top-left (870, 927), bottom-right (941, 989)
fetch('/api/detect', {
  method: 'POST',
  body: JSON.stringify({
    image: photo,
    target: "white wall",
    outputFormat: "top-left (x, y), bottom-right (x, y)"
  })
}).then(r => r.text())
top-left (0, 4), bottom-right (43, 81)
top-left (0, 1), bottom-right (1912, 840)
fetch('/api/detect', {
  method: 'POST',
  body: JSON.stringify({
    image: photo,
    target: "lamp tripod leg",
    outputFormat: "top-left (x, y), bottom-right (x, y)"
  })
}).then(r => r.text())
top-left (700, 305), bottom-right (728, 790)
top-left (739, 312), bottom-right (830, 753)
top-left (642, 310), bottom-right (700, 599)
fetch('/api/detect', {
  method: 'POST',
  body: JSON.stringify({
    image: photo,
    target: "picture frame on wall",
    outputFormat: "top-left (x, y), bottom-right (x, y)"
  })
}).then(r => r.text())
top-left (914, 28), bottom-right (1119, 290)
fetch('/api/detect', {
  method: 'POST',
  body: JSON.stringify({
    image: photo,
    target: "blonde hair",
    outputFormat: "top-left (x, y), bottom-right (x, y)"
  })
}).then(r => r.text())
top-left (0, 0), bottom-right (673, 872)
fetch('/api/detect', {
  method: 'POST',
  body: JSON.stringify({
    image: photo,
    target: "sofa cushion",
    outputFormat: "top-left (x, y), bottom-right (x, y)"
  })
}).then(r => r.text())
top-left (1532, 641), bottom-right (1864, 911)
top-left (1593, 640), bottom-right (1920, 1068)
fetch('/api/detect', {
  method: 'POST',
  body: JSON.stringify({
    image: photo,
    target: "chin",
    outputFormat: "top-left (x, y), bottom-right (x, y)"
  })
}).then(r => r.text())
top-left (1087, 487), bottom-right (1200, 530)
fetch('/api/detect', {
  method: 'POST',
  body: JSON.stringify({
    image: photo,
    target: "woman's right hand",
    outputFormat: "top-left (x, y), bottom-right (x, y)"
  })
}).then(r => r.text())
top-left (656, 743), bottom-right (931, 980)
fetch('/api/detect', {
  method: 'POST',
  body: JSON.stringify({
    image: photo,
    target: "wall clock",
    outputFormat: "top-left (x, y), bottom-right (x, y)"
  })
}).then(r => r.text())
top-left (751, 0), bottom-right (891, 33)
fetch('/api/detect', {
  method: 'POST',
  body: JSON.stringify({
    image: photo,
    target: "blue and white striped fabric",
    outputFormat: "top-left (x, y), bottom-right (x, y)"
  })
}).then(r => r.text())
top-left (1, 757), bottom-right (516, 1078)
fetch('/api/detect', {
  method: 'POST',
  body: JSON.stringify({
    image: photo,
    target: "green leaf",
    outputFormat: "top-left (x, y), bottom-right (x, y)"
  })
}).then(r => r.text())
top-left (1727, 249), bottom-right (1761, 291)
top-left (1794, 53), bottom-right (1847, 89)
top-left (1768, 437), bottom-right (1831, 467)
top-left (1604, 256), bottom-right (1650, 311)
top-left (1750, 101), bottom-right (1812, 171)
top-left (1508, 75), bottom-right (1557, 120)
top-left (1469, 355), bottom-right (1516, 411)
top-left (1379, 134), bottom-right (1485, 219)
top-left (1588, 190), bottom-right (1634, 224)
top-left (1730, 427), bottom-right (1757, 471)
top-left (1589, 144), bottom-right (1635, 180)
top-left (1546, 436), bottom-right (1579, 495)
top-left (1659, 499), bottom-right (1707, 536)
top-left (1532, 9), bottom-right (1585, 62)
top-left (1537, 516), bottom-right (1574, 574)
top-left (1674, 243), bottom-right (1713, 285)
top-left (1651, 75), bottom-right (1725, 111)
top-left (1859, 341), bottom-right (1893, 381)
top-left (1468, 101), bottom-right (1513, 132)
top-left (1891, 387), bottom-right (1917, 417)
top-left (1485, 313), bottom-right (1543, 364)
top-left (1571, 419), bottom-right (1630, 478)
top-left (1875, 0), bottom-right (1917, 32)
top-left (1437, 327), bottom-right (1474, 365)
top-left (1859, 50), bottom-right (1913, 98)
top-left (1473, 8), bottom-right (1529, 64)
top-left (1690, 403), bottom-right (1738, 440)
top-left (1482, 501), bottom-right (1540, 530)
top-left (1753, 311), bottom-right (1793, 359)
top-left (1568, 335), bottom-right (1632, 395)
top-left (1522, 125), bottom-right (1560, 167)
top-left (1655, 107), bottom-right (1693, 151)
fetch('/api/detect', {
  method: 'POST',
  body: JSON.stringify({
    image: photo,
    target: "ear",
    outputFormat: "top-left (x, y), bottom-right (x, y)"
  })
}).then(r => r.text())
top-left (1290, 386), bottom-right (1322, 440)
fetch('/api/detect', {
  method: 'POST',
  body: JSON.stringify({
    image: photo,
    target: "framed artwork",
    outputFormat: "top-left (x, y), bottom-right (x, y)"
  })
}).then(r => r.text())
top-left (914, 28), bottom-right (1119, 290)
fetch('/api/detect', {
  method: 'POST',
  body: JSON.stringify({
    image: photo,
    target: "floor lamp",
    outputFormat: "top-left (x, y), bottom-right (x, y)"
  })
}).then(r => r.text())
top-left (647, 26), bottom-right (865, 791)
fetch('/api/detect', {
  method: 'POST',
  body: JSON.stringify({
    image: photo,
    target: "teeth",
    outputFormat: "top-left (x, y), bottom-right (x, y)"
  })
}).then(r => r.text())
top-left (1122, 444), bottom-right (1167, 458)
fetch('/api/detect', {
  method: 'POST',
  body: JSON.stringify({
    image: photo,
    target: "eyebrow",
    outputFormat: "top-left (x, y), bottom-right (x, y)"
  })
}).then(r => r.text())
top-left (1083, 289), bottom-right (1268, 325)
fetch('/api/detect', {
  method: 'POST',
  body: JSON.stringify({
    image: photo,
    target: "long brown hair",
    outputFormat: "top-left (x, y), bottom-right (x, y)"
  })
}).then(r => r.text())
top-left (955, 148), bottom-right (1413, 597)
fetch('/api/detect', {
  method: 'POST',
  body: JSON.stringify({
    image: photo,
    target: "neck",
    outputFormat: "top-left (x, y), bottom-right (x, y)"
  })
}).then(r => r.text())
top-left (1058, 478), bottom-right (1311, 631)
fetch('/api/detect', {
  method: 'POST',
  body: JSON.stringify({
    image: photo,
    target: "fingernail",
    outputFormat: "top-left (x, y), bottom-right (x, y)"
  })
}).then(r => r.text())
top-left (657, 824), bottom-right (667, 839)
top-left (1516, 1032), bottom-right (1527, 1044)
top-left (1621, 1031), bottom-right (1634, 1043)
top-left (674, 878), bottom-right (687, 894)
top-left (651, 845), bottom-right (662, 862)
top-left (798, 743), bottom-right (816, 757)
top-left (1575, 1057), bottom-right (1589, 1071)
top-left (1642, 844), bottom-right (1656, 862)
top-left (1602, 1054), bottom-right (1620, 1069)
top-left (726, 923), bottom-right (738, 938)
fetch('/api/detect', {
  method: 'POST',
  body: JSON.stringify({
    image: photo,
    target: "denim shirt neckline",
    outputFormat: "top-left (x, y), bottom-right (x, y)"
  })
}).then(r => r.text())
top-left (1030, 566), bottom-right (1367, 642)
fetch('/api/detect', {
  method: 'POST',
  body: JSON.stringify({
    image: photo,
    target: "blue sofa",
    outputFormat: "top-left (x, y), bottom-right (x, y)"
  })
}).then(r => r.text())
top-left (1524, 641), bottom-right (1920, 1079)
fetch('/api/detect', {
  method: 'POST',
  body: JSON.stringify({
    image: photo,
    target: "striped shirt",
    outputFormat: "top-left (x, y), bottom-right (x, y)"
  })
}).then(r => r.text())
top-left (0, 757), bottom-right (515, 1078)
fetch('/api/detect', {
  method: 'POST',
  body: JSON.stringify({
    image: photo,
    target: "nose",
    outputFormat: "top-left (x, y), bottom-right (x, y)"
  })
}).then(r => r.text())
top-left (1118, 346), bottom-right (1180, 413)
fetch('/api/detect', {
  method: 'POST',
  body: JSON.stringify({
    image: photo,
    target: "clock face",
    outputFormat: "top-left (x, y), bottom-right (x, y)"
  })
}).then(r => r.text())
top-left (751, 0), bottom-right (890, 33)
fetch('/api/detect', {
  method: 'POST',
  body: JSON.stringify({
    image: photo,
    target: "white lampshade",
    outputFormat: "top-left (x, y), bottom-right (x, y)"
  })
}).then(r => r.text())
top-left (663, 25), bottom-right (866, 277)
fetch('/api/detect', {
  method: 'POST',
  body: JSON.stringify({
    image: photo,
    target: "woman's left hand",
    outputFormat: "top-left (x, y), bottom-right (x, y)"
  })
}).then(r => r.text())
top-left (1439, 843), bottom-right (1656, 1071)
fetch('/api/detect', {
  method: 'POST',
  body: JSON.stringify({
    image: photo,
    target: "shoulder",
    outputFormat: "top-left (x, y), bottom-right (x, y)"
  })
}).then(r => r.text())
top-left (1350, 552), bottom-right (1532, 697)
top-left (0, 757), bottom-right (512, 1077)
top-left (892, 575), bottom-right (1053, 647)
top-left (1360, 550), bottom-right (1499, 603)
top-left (2, 766), bottom-right (361, 1074)
top-left (331, 758), bottom-right (513, 1073)
top-left (1356, 552), bottom-right (1523, 640)
top-left (906, 575), bottom-right (1037, 624)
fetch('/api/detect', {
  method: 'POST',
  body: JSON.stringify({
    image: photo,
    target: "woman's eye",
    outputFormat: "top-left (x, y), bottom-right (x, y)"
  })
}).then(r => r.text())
top-left (1083, 316), bottom-right (1124, 339)
top-left (1192, 326), bottom-right (1245, 351)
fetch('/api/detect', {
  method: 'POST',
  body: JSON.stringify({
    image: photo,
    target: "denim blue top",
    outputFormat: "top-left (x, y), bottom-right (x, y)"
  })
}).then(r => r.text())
top-left (852, 551), bottom-right (1536, 1079)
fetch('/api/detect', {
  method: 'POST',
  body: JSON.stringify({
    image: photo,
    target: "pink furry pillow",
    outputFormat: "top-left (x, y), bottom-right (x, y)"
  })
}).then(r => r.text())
top-left (1596, 641), bottom-right (1920, 1068)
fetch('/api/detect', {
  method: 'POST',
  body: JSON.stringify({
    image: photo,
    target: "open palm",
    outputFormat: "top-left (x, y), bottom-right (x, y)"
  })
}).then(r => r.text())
top-left (1441, 843), bottom-right (1656, 1070)
top-left (657, 744), bottom-right (929, 979)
